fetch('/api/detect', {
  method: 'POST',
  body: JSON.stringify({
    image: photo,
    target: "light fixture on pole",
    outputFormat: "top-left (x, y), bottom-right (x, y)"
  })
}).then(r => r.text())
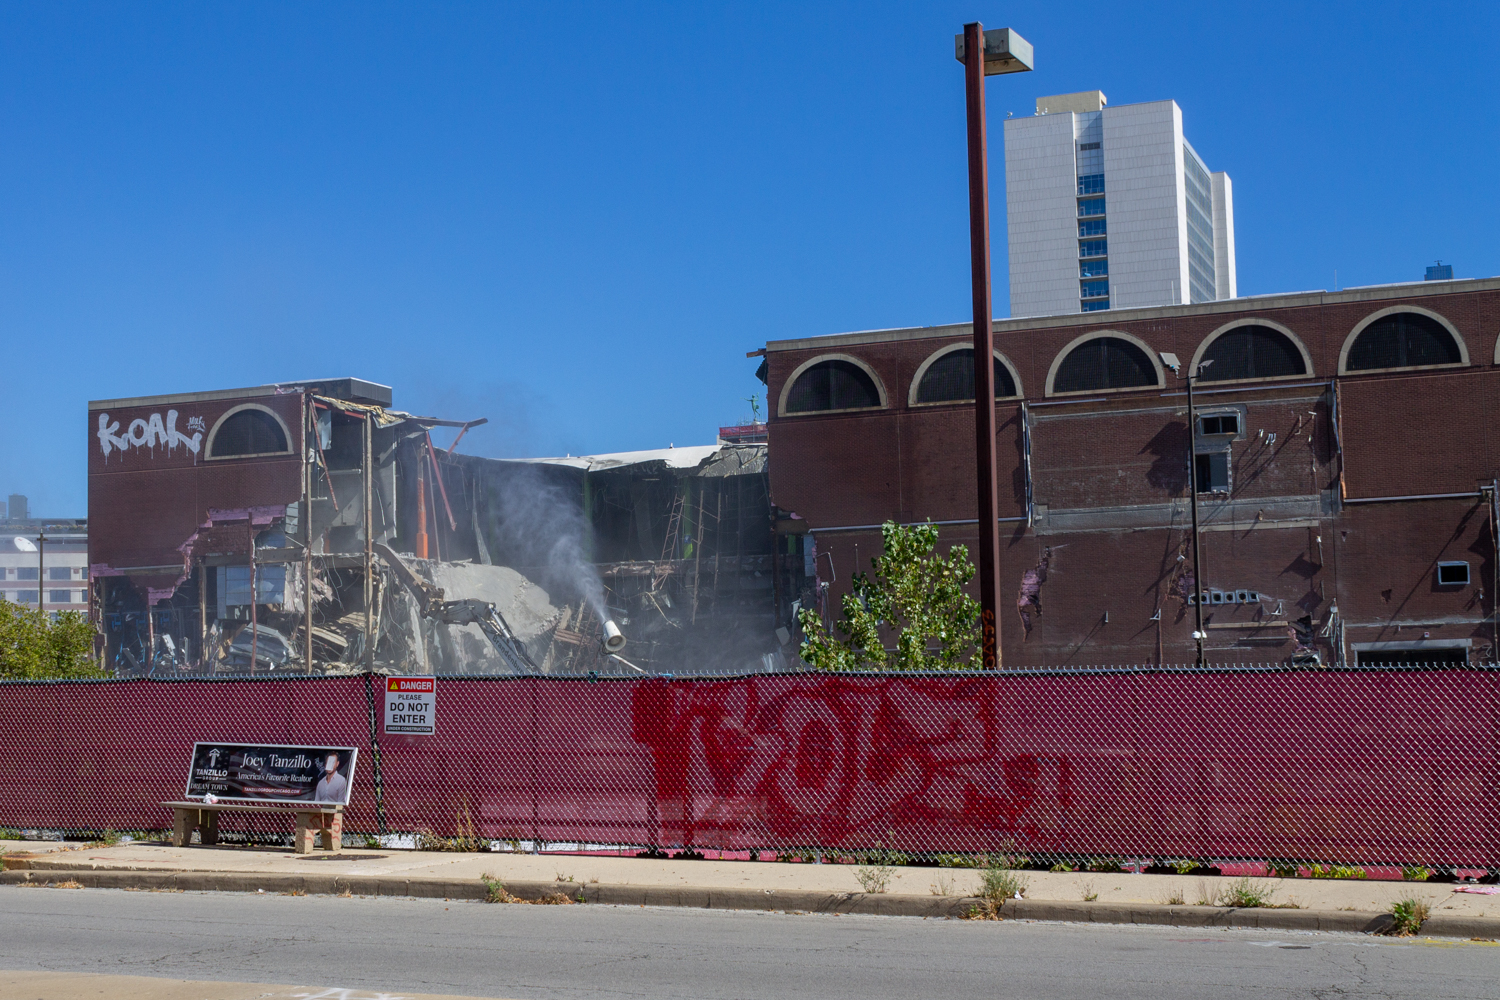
top-left (1161, 352), bottom-right (1212, 667)
top-left (956, 23), bottom-right (1032, 670)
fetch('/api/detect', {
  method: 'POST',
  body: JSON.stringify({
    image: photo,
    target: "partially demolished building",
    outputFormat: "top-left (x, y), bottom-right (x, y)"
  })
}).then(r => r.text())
top-left (89, 379), bottom-right (798, 676)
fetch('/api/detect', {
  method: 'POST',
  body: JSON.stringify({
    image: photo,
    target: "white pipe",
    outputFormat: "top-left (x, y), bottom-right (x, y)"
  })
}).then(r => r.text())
top-left (602, 619), bottom-right (626, 653)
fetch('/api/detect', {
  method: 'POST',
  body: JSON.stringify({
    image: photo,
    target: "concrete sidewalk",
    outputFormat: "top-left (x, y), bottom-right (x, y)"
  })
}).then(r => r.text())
top-left (4, 840), bottom-right (1498, 936)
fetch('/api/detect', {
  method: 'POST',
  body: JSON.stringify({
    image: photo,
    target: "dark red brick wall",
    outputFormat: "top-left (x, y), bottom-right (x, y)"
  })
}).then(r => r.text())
top-left (89, 393), bottom-right (305, 577)
top-left (1339, 369), bottom-right (1500, 498)
top-left (771, 287), bottom-right (1500, 666)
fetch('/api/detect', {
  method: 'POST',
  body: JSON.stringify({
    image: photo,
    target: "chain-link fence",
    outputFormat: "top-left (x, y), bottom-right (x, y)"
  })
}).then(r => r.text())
top-left (3, 665), bottom-right (1497, 873)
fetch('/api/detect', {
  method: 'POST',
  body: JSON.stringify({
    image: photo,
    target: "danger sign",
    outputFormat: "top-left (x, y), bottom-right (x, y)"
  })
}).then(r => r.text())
top-left (384, 676), bottom-right (436, 735)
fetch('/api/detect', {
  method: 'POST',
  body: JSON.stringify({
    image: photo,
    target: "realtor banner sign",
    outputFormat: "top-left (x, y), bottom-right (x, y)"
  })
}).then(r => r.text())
top-left (384, 676), bottom-right (436, 735)
top-left (186, 743), bottom-right (357, 805)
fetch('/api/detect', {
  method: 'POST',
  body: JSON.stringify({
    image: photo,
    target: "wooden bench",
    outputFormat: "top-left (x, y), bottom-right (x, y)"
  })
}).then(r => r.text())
top-left (162, 800), bottom-right (344, 854)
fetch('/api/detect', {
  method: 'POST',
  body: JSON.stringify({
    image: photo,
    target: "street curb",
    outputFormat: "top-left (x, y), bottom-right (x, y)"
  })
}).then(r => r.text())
top-left (2, 868), bottom-right (1496, 938)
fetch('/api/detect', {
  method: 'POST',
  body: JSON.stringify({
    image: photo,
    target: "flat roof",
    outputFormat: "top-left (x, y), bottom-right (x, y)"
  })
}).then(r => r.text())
top-left (89, 377), bottom-right (392, 411)
top-left (764, 276), bottom-right (1500, 353)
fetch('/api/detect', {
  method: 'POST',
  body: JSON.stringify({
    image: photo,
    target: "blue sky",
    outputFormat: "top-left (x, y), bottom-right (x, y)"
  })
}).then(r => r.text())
top-left (2, 2), bottom-right (1495, 516)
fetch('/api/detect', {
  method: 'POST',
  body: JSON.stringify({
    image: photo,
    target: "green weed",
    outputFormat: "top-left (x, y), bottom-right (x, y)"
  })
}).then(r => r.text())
top-left (1386, 897), bottom-right (1430, 936)
top-left (1307, 864), bottom-right (1366, 880)
top-left (1220, 878), bottom-right (1274, 908)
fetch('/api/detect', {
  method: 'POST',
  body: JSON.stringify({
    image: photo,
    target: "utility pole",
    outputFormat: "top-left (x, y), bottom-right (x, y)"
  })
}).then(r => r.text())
top-left (959, 22), bottom-right (1032, 669)
top-left (1186, 366), bottom-right (1206, 668)
top-left (1161, 352), bottom-right (1211, 667)
top-left (37, 530), bottom-right (45, 611)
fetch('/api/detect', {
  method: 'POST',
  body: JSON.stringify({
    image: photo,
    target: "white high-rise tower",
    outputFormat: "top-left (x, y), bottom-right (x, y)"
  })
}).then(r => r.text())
top-left (1003, 91), bottom-right (1235, 318)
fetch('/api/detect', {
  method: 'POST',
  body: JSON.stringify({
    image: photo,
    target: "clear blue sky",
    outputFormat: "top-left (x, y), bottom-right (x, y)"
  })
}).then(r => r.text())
top-left (2, 2), bottom-right (1495, 516)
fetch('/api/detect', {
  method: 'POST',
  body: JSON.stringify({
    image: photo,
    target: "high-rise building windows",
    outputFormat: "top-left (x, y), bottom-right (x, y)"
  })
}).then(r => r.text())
top-left (1077, 174), bottom-right (1105, 195)
top-left (1080, 279), bottom-right (1110, 299)
top-left (1080, 259), bottom-right (1108, 278)
top-left (1081, 299), bottom-right (1111, 312)
top-left (1184, 146), bottom-right (1216, 304)
top-left (1078, 239), bottom-right (1107, 258)
top-left (1077, 197), bottom-right (1106, 218)
top-left (1078, 219), bottom-right (1107, 238)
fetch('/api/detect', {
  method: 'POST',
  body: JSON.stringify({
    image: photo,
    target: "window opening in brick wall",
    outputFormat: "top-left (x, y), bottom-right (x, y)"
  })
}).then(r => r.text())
top-left (1198, 413), bottom-right (1239, 436)
top-left (1200, 325), bottom-right (1307, 381)
top-left (1195, 452), bottom-right (1230, 493)
top-left (1437, 561), bottom-right (1471, 586)
top-left (785, 359), bottom-right (882, 413)
top-left (1053, 337), bottom-right (1158, 393)
top-left (915, 349), bottom-right (1017, 403)
top-left (208, 408), bottom-right (290, 458)
top-left (1346, 312), bottom-right (1462, 371)
top-left (1356, 643), bottom-right (1468, 666)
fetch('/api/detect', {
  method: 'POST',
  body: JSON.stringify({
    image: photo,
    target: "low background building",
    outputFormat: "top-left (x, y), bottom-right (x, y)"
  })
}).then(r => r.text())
top-left (0, 520), bottom-right (88, 614)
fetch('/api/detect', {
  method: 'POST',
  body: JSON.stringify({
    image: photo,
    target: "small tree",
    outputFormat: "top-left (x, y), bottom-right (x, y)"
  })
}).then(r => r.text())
top-left (0, 603), bottom-right (102, 680)
top-left (797, 521), bottom-right (981, 671)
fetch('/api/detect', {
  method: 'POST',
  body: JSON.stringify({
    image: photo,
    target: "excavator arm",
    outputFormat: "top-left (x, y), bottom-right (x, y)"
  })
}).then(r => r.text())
top-left (373, 542), bottom-right (538, 674)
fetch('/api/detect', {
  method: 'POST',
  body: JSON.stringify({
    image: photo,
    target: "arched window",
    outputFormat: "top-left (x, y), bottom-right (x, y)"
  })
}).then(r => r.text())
top-left (783, 359), bottom-right (882, 413)
top-left (1051, 336), bottom-right (1159, 394)
top-left (208, 407), bottom-right (290, 458)
top-left (1199, 325), bottom-right (1308, 381)
top-left (1345, 311), bottom-right (1463, 371)
top-left (913, 348), bottom-right (1018, 404)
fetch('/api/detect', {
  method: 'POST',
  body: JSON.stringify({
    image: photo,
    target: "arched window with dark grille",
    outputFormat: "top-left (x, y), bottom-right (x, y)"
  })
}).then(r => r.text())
top-left (1345, 312), bottom-right (1463, 371)
top-left (1052, 336), bottom-right (1159, 393)
top-left (784, 359), bottom-right (882, 413)
top-left (1199, 325), bottom-right (1308, 381)
top-left (914, 349), bottom-right (1018, 403)
top-left (209, 408), bottom-right (291, 457)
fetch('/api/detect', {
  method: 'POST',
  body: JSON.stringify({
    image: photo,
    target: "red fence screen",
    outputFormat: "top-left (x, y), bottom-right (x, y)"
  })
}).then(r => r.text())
top-left (2, 668), bottom-right (1496, 869)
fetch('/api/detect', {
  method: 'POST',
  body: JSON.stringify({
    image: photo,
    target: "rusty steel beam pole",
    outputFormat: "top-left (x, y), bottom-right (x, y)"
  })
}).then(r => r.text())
top-left (304, 393), bottom-right (314, 674)
top-left (414, 451), bottom-right (429, 560)
top-left (964, 21), bottom-right (1002, 670)
top-left (249, 519), bottom-right (258, 676)
top-left (364, 415), bottom-right (374, 671)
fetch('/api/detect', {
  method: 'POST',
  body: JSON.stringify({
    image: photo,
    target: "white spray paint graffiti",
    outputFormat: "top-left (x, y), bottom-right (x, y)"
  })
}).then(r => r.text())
top-left (97, 410), bottom-right (205, 459)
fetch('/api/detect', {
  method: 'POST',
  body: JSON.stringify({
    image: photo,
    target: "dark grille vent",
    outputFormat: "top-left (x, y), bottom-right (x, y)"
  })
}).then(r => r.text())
top-left (1053, 337), bottom-right (1158, 393)
top-left (916, 350), bottom-right (1017, 403)
top-left (1200, 325), bottom-right (1307, 381)
top-left (1347, 313), bottom-right (1462, 371)
top-left (785, 360), bottom-right (881, 413)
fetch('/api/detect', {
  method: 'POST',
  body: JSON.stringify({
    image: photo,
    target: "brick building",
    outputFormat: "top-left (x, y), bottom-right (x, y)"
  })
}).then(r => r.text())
top-left (761, 276), bottom-right (1500, 667)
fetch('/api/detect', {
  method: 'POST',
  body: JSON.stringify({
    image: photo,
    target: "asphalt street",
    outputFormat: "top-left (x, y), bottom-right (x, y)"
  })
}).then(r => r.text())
top-left (0, 886), bottom-right (1495, 1000)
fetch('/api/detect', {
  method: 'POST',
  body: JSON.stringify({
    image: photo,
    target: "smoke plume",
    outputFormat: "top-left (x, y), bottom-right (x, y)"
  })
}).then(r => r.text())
top-left (484, 463), bottom-right (606, 620)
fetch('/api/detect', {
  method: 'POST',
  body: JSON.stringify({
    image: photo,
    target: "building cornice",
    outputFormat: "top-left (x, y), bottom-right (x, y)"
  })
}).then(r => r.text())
top-left (764, 276), bottom-right (1500, 354)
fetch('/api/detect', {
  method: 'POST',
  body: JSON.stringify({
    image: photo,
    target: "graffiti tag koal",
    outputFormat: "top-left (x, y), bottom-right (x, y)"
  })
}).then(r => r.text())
top-left (97, 411), bottom-right (205, 458)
